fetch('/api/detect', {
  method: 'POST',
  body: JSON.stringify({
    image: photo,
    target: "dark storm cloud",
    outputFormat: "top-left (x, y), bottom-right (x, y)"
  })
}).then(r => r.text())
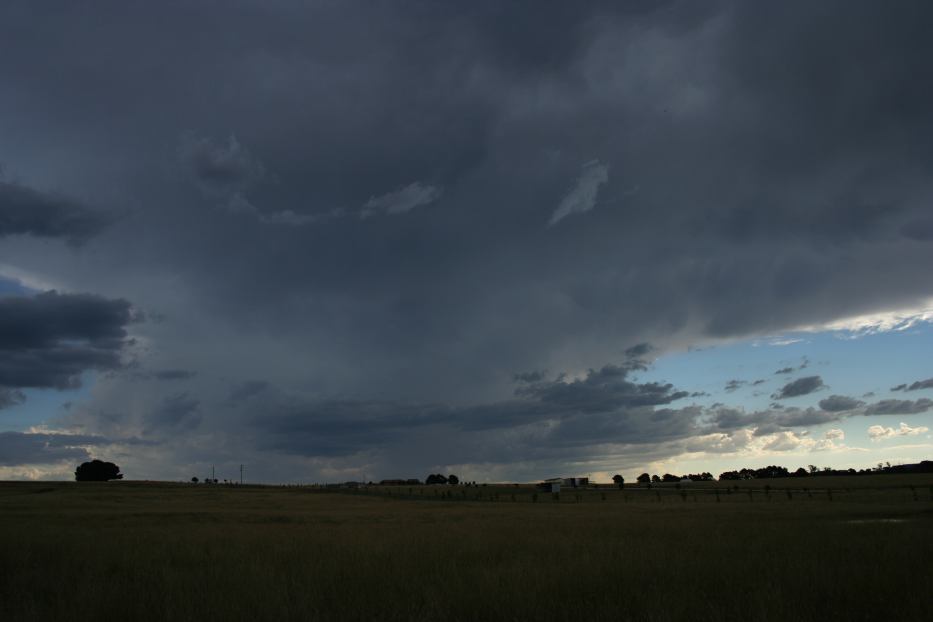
top-left (624, 343), bottom-right (653, 359)
top-left (4, 2), bottom-right (933, 479)
top-left (179, 134), bottom-right (266, 193)
top-left (0, 180), bottom-right (111, 243)
top-left (901, 218), bottom-right (933, 241)
top-left (248, 363), bottom-right (694, 458)
top-left (863, 398), bottom-right (933, 416)
top-left (905, 378), bottom-right (933, 391)
top-left (152, 369), bottom-right (197, 381)
top-left (0, 431), bottom-right (153, 466)
top-left (514, 364), bottom-right (689, 412)
top-left (144, 393), bottom-right (201, 433)
top-left (818, 395), bottom-right (863, 412)
top-left (887, 377), bottom-right (933, 392)
top-left (513, 370), bottom-right (546, 383)
top-left (0, 432), bottom-right (91, 466)
top-left (706, 405), bottom-right (844, 434)
top-left (772, 376), bottom-right (825, 400)
top-left (724, 380), bottom-right (745, 392)
top-left (228, 380), bottom-right (271, 403)
top-left (0, 389), bottom-right (25, 410)
top-left (0, 291), bottom-right (136, 391)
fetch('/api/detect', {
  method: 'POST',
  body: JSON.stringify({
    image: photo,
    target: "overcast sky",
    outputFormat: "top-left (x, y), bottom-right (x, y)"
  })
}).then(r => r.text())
top-left (1, 1), bottom-right (931, 483)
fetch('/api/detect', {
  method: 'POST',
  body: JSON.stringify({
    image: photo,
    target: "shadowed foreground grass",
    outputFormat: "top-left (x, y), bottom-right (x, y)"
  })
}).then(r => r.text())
top-left (1, 478), bottom-right (931, 621)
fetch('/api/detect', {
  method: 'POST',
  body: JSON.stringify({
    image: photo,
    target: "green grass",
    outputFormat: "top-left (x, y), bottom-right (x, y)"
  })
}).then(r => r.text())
top-left (1, 477), bottom-right (931, 621)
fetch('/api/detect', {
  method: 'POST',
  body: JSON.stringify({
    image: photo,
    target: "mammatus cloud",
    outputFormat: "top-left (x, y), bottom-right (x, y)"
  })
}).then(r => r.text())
top-left (867, 422), bottom-right (929, 440)
top-left (0, 291), bottom-right (137, 392)
top-left (0, 180), bottom-right (111, 243)
top-left (863, 399), bottom-right (933, 416)
top-left (362, 182), bottom-right (442, 218)
top-left (818, 395), bottom-right (863, 412)
top-left (772, 376), bottom-right (825, 399)
top-left (548, 160), bottom-right (609, 226)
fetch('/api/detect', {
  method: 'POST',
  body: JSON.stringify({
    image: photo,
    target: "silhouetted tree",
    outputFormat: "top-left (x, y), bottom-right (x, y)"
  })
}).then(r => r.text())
top-left (792, 467), bottom-right (808, 477)
top-left (651, 475), bottom-right (660, 483)
top-left (612, 474), bottom-right (624, 488)
top-left (753, 465), bottom-right (790, 479)
top-left (191, 476), bottom-right (199, 483)
top-left (661, 473), bottom-right (679, 483)
top-left (425, 473), bottom-right (449, 485)
top-left (636, 473), bottom-right (650, 484)
top-left (75, 460), bottom-right (123, 482)
top-left (448, 474), bottom-right (459, 485)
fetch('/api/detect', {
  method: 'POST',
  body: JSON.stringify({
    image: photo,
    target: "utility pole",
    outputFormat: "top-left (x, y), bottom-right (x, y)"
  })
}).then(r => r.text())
top-left (240, 464), bottom-right (244, 485)
top-left (212, 464), bottom-right (215, 482)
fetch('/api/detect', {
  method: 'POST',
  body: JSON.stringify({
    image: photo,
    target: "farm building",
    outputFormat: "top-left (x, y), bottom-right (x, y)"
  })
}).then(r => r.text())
top-left (538, 477), bottom-right (589, 492)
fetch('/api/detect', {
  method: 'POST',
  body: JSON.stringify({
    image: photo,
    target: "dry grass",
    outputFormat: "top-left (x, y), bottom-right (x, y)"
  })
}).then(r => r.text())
top-left (1, 477), bottom-right (931, 621)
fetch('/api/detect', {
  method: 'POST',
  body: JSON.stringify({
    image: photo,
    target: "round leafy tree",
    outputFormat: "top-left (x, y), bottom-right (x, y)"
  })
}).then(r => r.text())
top-left (74, 460), bottom-right (123, 482)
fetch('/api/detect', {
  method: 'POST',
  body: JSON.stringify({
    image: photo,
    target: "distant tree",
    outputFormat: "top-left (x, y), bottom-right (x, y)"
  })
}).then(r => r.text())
top-left (807, 465), bottom-right (818, 474)
top-left (792, 467), bottom-right (808, 477)
top-left (191, 476), bottom-right (199, 483)
top-left (448, 474), bottom-right (459, 485)
top-left (661, 473), bottom-right (679, 483)
top-left (425, 473), bottom-right (449, 485)
top-left (753, 465), bottom-right (790, 479)
top-left (75, 460), bottom-right (123, 482)
top-left (636, 473), bottom-right (651, 484)
top-left (651, 475), bottom-right (660, 483)
top-left (612, 474), bottom-right (624, 488)
top-left (719, 470), bottom-right (740, 481)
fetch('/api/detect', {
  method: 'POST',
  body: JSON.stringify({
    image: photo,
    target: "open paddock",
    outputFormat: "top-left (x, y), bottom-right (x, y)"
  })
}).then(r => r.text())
top-left (1, 477), bottom-right (931, 621)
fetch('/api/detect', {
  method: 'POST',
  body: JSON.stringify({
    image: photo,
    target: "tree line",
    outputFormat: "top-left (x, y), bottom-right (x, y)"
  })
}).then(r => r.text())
top-left (630, 460), bottom-right (933, 483)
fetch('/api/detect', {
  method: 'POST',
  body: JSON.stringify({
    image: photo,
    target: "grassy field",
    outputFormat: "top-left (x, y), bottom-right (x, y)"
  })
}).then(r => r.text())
top-left (1, 476), bottom-right (931, 622)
